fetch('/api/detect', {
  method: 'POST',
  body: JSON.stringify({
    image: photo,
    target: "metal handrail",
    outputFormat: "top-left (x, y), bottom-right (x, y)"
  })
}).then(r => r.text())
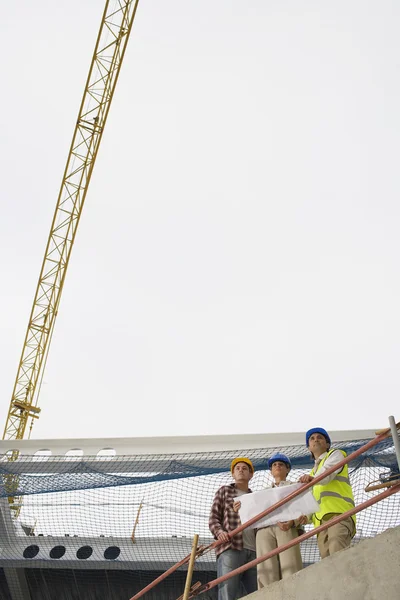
top-left (185, 481), bottom-right (400, 597)
top-left (129, 421), bottom-right (399, 600)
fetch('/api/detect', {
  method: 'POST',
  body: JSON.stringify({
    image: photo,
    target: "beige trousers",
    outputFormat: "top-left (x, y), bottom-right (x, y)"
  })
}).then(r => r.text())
top-left (256, 525), bottom-right (303, 588)
top-left (317, 515), bottom-right (355, 558)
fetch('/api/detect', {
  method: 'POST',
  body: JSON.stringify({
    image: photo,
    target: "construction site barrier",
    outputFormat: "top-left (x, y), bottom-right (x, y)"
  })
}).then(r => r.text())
top-left (184, 481), bottom-right (400, 598)
top-left (129, 420), bottom-right (400, 600)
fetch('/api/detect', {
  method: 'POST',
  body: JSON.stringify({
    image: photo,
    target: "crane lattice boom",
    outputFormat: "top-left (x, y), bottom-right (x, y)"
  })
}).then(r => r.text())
top-left (3, 0), bottom-right (140, 441)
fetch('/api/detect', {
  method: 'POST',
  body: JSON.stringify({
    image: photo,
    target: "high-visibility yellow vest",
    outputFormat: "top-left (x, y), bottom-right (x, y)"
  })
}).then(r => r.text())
top-left (311, 449), bottom-right (356, 532)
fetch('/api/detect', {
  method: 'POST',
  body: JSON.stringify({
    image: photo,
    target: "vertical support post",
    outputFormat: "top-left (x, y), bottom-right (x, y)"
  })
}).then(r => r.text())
top-left (131, 499), bottom-right (143, 543)
top-left (182, 534), bottom-right (199, 600)
top-left (389, 415), bottom-right (400, 470)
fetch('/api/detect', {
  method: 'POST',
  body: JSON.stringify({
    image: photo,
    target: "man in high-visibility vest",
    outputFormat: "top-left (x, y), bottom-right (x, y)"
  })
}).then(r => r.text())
top-left (298, 427), bottom-right (356, 558)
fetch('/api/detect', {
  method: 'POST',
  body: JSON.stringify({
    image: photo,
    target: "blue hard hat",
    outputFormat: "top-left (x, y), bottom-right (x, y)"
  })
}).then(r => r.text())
top-left (306, 427), bottom-right (331, 447)
top-left (268, 453), bottom-right (292, 470)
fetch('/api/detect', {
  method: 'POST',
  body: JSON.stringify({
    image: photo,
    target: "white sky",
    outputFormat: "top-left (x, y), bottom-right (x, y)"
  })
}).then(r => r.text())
top-left (1, 0), bottom-right (400, 440)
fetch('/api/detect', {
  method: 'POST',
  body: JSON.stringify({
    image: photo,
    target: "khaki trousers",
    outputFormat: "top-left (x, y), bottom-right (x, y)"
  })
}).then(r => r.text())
top-left (317, 515), bottom-right (355, 558)
top-left (256, 525), bottom-right (303, 588)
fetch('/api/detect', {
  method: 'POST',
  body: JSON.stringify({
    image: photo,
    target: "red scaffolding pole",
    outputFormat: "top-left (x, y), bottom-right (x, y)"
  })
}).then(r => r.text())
top-left (129, 422), bottom-right (398, 600)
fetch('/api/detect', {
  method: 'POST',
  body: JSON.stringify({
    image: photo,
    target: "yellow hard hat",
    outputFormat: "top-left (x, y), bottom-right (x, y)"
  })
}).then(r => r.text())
top-left (230, 457), bottom-right (254, 474)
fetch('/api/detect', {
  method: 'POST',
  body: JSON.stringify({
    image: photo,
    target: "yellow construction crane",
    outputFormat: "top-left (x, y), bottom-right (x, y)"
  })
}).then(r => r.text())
top-left (3, 0), bottom-right (140, 443)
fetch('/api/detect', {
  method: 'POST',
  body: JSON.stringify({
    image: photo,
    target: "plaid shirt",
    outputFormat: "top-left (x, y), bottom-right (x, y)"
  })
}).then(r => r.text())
top-left (209, 483), bottom-right (253, 557)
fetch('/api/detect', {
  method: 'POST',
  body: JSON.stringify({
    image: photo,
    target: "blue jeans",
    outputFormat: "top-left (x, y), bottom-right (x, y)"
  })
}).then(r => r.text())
top-left (216, 548), bottom-right (257, 600)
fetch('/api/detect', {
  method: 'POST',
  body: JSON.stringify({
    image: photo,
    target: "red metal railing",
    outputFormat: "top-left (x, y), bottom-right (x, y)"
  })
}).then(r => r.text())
top-left (129, 422), bottom-right (399, 600)
top-left (185, 482), bottom-right (400, 598)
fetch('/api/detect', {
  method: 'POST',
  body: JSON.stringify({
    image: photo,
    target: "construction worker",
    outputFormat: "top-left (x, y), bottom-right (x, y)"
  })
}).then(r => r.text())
top-left (253, 453), bottom-right (303, 588)
top-left (299, 427), bottom-right (356, 558)
top-left (209, 457), bottom-right (257, 600)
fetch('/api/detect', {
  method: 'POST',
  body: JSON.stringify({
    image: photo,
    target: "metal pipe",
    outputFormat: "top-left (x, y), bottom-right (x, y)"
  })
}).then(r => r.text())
top-left (129, 423), bottom-right (398, 600)
top-left (188, 482), bottom-right (400, 598)
top-left (182, 534), bottom-right (199, 600)
top-left (389, 415), bottom-right (400, 471)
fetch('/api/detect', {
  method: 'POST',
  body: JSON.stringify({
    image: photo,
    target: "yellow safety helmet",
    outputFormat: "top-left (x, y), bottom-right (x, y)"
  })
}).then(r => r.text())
top-left (230, 457), bottom-right (254, 474)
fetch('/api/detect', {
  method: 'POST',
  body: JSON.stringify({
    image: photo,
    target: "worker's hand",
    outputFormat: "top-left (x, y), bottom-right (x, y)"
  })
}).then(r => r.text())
top-left (298, 515), bottom-right (308, 525)
top-left (217, 531), bottom-right (230, 543)
top-left (298, 474), bottom-right (314, 483)
top-left (233, 500), bottom-right (241, 512)
top-left (277, 520), bottom-right (294, 532)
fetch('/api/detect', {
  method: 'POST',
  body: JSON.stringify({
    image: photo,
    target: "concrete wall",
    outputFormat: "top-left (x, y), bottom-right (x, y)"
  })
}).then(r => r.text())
top-left (246, 526), bottom-right (400, 600)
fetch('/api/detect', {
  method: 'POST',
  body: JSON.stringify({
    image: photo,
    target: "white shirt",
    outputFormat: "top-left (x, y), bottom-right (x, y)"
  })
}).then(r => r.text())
top-left (272, 480), bottom-right (293, 488)
top-left (312, 449), bottom-right (344, 485)
top-left (235, 488), bottom-right (256, 551)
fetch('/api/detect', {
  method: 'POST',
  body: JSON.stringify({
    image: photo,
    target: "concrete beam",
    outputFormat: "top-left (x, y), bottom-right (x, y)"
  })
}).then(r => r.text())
top-left (246, 525), bottom-right (400, 600)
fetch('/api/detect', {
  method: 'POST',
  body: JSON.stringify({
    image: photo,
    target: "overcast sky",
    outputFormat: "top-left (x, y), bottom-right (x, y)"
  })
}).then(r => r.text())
top-left (1, 1), bottom-right (399, 441)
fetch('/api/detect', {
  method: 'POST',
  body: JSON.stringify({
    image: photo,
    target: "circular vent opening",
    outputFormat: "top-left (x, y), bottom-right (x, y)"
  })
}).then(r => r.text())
top-left (50, 546), bottom-right (66, 559)
top-left (104, 546), bottom-right (121, 560)
top-left (23, 545), bottom-right (39, 559)
top-left (77, 545), bottom-right (93, 559)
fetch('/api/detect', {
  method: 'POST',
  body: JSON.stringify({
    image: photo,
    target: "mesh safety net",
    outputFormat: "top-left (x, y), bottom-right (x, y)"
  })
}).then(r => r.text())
top-left (0, 436), bottom-right (398, 600)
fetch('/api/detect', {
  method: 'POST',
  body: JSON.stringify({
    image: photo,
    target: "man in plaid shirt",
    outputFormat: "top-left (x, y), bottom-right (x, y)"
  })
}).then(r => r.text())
top-left (209, 457), bottom-right (257, 599)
